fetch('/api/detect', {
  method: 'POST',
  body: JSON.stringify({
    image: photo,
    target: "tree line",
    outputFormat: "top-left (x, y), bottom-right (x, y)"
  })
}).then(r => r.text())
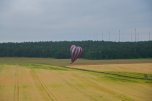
top-left (0, 41), bottom-right (152, 59)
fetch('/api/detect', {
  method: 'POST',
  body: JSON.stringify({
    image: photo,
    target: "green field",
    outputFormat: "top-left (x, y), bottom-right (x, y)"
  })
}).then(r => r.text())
top-left (0, 58), bottom-right (152, 101)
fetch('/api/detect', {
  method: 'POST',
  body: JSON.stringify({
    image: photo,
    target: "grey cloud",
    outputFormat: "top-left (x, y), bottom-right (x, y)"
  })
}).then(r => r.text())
top-left (0, 0), bottom-right (152, 42)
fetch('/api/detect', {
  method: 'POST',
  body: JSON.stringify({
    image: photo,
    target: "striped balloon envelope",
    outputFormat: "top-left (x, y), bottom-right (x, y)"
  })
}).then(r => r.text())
top-left (70, 45), bottom-right (83, 63)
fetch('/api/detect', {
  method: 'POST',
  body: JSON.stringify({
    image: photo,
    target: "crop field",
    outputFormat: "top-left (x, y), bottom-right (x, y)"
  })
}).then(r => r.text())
top-left (0, 58), bottom-right (152, 101)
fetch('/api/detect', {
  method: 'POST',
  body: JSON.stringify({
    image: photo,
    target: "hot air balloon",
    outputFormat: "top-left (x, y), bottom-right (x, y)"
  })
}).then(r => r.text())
top-left (70, 45), bottom-right (83, 63)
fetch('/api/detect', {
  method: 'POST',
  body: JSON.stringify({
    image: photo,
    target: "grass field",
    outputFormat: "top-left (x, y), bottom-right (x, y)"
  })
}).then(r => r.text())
top-left (0, 58), bottom-right (152, 101)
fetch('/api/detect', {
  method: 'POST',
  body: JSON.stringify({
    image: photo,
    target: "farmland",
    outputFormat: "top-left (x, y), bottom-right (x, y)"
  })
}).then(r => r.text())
top-left (0, 58), bottom-right (152, 101)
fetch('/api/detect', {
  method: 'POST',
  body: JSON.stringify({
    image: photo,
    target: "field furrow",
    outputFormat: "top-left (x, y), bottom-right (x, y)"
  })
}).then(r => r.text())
top-left (70, 73), bottom-right (134, 101)
top-left (13, 68), bottom-right (19, 101)
top-left (30, 69), bottom-right (57, 101)
top-left (59, 75), bottom-right (98, 101)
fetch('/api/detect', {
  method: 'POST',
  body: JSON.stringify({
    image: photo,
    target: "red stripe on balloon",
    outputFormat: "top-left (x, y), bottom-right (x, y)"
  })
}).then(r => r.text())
top-left (73, 47), bottom-right (79, 62)
top-left (71, 47), bottom-right (76, 62)
top-left (70, 45), bottom-right (75, 54)
top-left (78, 47), bottom-right (82, 58)
top-left (75, 47), bottom-right (80, 59)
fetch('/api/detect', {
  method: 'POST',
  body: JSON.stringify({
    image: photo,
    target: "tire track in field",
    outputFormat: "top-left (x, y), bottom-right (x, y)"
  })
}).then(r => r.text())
top-left (60, 66), bottom-right (134, 101)
top-left (14, 68), bottom-right (19, 101)
top-left (58, 73), bottom-right (98, 101)
top-left (30, 69), bottom-right (57, 101)
top-left (71, 73), bottom-right (134, 101)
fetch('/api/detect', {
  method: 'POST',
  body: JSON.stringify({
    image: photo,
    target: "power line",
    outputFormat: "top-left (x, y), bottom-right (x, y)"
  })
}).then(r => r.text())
top-left (135, 28), bottom-right (137, 42)
top-left (149, 32), bottom-right (150, 41)
top-left (119, 30), bottom-right (120, 42)
top-left (102, 32), bottom-right (103, 41)
top-left (131, 31), bottom-right (133, 42)
top-left (109, 32), bottom-right (110, 41)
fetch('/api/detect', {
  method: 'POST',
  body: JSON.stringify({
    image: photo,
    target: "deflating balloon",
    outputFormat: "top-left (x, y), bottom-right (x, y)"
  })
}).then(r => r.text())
top-left (70, 45), bottom-right (83, 63)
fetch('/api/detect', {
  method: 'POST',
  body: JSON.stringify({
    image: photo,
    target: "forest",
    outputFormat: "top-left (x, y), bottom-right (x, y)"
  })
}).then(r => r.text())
top-left (0, 41), bottom-right (152, 59)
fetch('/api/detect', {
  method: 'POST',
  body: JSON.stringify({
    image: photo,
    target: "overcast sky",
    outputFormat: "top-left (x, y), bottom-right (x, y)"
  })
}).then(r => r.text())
top-left (0, 0), bottom-right (152, 42)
